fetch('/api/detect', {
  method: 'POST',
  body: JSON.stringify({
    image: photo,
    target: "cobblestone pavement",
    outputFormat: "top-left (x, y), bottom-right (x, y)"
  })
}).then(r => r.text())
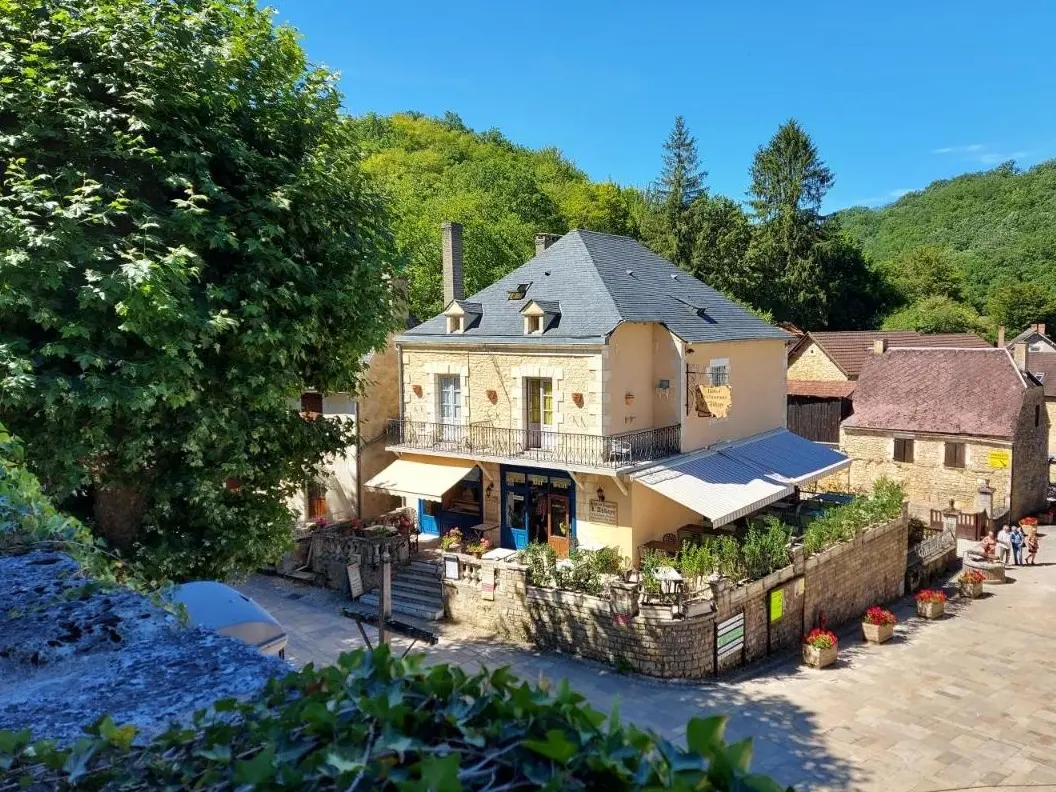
top-left (238, 538), bottom-right (1056, 792)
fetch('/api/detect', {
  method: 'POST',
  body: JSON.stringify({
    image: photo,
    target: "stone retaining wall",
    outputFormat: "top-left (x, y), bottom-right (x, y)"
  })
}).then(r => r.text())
top-left (443, 508), bottom-right (909, 679)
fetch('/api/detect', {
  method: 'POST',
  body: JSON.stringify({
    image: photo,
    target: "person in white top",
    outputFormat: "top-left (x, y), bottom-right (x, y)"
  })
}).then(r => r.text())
top-left (996, 524), bottom-right (1014, 567)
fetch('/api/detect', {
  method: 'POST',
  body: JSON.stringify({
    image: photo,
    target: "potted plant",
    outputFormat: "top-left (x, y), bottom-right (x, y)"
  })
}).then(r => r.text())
top-left (439, 527), bottom-right (463, 553)
top-left (915, 588), bottom-right (947, 619)
top-left (802, 628), bottom-right (838, 669)
top-left (861, 606), bottom-right (897, 643)
top-left (958, 569), bottom-right (986, 599)
top-left (466, 537), bottom-right (491, 558)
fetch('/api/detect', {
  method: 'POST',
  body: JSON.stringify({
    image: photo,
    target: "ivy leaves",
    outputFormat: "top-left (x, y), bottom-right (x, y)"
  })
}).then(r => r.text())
top-left (0, 645), bottom-right (791, 791)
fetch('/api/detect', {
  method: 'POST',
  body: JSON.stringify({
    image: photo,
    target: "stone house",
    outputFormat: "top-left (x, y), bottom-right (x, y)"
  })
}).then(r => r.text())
top-left (1003, 322), bottom-right (1056, 355)
top-left (365, 222), bottom-right (848, 562)
top-left (1011, 324), bottom-right (1056, 462)
top-left (290, 319), bottom-right (418, 524)
top-left (786, 330), bottom-right (990, 444)
top-left (841, 345), bottom-right (1048, 522)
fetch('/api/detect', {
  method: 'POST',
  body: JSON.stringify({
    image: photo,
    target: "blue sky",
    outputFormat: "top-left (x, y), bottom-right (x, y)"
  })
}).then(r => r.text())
top-left (269, 1), bottom-right (1053, 211)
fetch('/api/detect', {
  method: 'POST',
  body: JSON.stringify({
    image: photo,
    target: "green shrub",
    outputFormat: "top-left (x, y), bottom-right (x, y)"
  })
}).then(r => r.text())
top-left (677, 540), bottom-right (716, 585)
top-left (0, 645), bottom-right (788, 791)
top-left (741, 516), bottom-right (792, 579)
top-left (517, 544), bottom-right (627, 597)
top-left (517, 542), bottom-right (557, 587)
top-left (640, 548), bottom-right (667, 596)
top-left (803, 478), bottom-right (905, 555)
top-left (591, 545), bottom-right (626, 575)
top-left (713, 535), bottom-right (744, 581)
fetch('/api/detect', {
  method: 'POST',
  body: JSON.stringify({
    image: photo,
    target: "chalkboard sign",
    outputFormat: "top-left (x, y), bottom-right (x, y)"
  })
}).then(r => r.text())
top-left (347, 563), bottom-right (364, 599)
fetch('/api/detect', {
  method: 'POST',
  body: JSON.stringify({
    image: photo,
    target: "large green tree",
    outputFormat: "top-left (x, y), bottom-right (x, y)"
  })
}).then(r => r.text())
top-left (880, 245), bottom-right (965, 304)
top-left (642, 116), bottom-right (706, 268)
top-left (746, 119), bottom-right (881, 328)
top-left (0, 0), bottom-right (400, 578)
top-left (986, 281), bottom-right (1056, 334)
top-left (686, 196), bottom-right (756, 297)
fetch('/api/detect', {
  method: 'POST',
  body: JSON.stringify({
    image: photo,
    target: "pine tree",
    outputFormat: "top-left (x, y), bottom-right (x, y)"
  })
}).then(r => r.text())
top-left (645, 116), bottom-right (706, 268)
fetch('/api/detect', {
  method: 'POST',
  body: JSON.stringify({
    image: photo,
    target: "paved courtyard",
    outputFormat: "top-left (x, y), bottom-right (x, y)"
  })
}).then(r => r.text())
top-left (238, 539), bottom-right (1056, 791)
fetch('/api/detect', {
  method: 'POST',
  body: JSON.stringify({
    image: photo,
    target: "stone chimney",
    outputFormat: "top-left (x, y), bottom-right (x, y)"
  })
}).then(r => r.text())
top-left (997, 325), bottom-right (1006, 347)
top-left (1032, 322), bottom-right (1047, 337)
top-left (1012, 341), bottom-right (1028, 371)
top-left (441, 221), bottom-right (464, 306)
top-left (872, 338), bottom-right (888, 355)
top-left (535, 233), bottom-right (561, 256)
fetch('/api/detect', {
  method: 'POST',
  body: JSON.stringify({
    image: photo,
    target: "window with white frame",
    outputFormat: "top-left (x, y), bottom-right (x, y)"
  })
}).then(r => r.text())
top-left (437, 375), bottom-right (461, 423)
top-left (708, 358), bottom-right (730, 386)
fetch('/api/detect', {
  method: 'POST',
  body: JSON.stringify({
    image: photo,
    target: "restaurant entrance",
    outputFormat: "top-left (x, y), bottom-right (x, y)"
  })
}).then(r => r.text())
top-left (500, 465), bottom-right (575, 555)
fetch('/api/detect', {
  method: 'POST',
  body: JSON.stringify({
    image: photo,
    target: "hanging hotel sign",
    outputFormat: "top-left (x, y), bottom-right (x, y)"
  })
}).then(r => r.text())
top-left (988, 450), bottom-right (1011, 469)
top-left (696, 384), bottom-right (732, 418)
top-left (589, 499), bottom-right (618, 525)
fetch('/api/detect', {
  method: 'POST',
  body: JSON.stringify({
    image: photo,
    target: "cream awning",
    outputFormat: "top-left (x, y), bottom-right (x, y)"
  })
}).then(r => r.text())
top-left (632, 451), bottom-right (793, 527)
top-left (365, 458), bottom-right (476, 502)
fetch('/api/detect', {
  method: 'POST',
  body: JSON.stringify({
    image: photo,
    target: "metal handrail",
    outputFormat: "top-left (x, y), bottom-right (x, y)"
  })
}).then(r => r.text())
top-left (386, 419), bottom-right (681, 469)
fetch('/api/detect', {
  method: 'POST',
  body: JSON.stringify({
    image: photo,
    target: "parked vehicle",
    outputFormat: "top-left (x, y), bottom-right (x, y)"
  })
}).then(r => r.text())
top-left (169, 581), bottom-right (288, 659)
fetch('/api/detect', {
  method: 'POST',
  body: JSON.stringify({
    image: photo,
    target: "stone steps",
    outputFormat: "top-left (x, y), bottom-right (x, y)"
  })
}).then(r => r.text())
top-left (358, 559), bottom-right (443, 622)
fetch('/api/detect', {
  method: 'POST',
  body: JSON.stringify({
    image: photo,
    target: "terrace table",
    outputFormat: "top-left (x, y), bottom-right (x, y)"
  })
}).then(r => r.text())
top-left (641, 539), bottom-right (680, 557)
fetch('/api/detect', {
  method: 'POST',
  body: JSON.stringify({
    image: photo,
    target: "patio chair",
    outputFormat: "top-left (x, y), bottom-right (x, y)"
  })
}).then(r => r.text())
top-left (662, 532), bottom-right (677, 544)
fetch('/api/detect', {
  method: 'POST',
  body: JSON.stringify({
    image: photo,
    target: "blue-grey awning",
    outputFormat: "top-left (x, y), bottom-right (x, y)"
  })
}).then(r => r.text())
top-left (718, 429), bottom-right (851, 487)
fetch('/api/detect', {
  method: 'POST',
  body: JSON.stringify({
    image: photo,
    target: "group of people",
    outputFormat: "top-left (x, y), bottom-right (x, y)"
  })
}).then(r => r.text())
top-left (979, 522), bottom-right (1040, 566)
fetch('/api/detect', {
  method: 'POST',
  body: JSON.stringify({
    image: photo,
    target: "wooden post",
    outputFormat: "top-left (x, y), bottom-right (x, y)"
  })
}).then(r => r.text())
top-left (378, 548), bottom-right (392, 645)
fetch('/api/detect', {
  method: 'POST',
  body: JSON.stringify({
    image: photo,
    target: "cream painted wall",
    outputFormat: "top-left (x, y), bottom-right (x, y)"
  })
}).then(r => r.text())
top-left (606, 323), bottom-right (656, 434)
top-left (572, 472), bottom-right (634, 563)
top-left (401, 347), bottom-right (603, 435)
top-left (681, 338), bottom-right (787, 453)
top-left (629, 481), bottom-right (703, 563)
top-left (787, 340), bottom-right (848, 381)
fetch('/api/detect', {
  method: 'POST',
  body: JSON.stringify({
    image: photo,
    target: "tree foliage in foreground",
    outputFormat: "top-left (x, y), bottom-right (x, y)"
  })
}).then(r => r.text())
top-left (0, 0), bottom-right (400, 579)
top-left (0, 646), bottom-right (789, 792)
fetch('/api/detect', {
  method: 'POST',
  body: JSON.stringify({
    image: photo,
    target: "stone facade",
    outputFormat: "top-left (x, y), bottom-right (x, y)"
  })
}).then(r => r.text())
top-left (842, 411), bottom-right (1048, 522)
top-left (356, 338), bottom-right (402, 517)
top-left (443, 511), bottom-right (908, 679)
top-left (786, 339), bottom-right (848, 382)
top-left (1046, 400), bottom-right (1056, 471)
top-left (400, 347), bottom-right (603, 435)
top-left (1010, 386), bottom-right (1049, 520)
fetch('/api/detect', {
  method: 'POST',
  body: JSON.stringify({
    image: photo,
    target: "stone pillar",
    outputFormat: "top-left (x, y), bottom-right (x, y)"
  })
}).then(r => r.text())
top-left (379, 549), bottom-right (392, 645)
top-left (609, 580), bottom-right (640, 626)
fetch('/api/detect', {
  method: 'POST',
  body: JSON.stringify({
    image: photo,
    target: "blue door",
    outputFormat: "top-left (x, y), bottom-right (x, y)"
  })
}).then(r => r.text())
top-left (418, 499), bottom-right (440, 535)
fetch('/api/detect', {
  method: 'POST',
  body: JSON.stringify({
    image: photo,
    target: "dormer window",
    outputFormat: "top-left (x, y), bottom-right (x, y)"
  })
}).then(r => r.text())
top-left (520, 299), bottom-right (559, 336)
top-left (443, 300), bottom-right (481, 334)
top-left (507, 283), bottom-right (531, 301)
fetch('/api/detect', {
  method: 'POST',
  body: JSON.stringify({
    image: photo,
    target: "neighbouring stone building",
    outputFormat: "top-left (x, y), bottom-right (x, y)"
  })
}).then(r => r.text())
top-left (366, 223), bottom-right (849, 563)
top-left (842, 345), bottom-right (1049, 522)
top-left (785, 330), bottom-right (990, 444)
top-left (1006, 324), bottom-right (1056, 461)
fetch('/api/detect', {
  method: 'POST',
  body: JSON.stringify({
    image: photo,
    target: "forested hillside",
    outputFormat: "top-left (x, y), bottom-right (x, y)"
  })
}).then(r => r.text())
top-left (350, 112), bottom-right (643, 319)
top-left (840, 161), bottom-right (1056, 333)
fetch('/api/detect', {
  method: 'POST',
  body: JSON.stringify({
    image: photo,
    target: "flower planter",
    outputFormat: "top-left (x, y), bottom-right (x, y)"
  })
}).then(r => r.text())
top-left (862, 622), bottom-right (894, 644)
top-left (917, 600), bottom-right (945, 619)
top-left (802, 643), bottom-right (837, 669)
top-left (959, 581), bottom-right (983, 599)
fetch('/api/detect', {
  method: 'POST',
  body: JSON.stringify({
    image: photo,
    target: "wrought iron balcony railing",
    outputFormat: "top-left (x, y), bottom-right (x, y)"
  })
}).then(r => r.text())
top-left (386, 419), bottom-right (681, 470)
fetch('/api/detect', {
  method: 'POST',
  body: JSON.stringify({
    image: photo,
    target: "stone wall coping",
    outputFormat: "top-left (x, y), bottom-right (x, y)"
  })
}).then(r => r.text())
top-left (525, 585), bottom-right (610, 613)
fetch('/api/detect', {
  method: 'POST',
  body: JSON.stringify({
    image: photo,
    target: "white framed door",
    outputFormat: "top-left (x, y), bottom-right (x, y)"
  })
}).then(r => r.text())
top-left (437, 375), bottom-right (461, 444)
top-left (525, 378), bottom-right (554, 450)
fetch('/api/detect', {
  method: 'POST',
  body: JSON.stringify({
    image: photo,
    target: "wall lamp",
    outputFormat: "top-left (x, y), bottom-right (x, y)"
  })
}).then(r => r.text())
top-left (596, 487), bottom-right (605, 502)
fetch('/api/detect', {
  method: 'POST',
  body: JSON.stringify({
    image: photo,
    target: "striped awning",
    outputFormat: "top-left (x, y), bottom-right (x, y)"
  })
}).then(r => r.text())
top-left (632, 451), bottom-right (793, 527)
top-left (631, 429), bottom-right (851, 525)
top-left (364, 458), bottom-right (476, 502)
top-left (719, 429), bottom-right (851, 487)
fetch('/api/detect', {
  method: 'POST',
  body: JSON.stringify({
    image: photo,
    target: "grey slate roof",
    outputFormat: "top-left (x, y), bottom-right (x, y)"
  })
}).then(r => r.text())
top-left (399, 230), bottom-right (788, 346)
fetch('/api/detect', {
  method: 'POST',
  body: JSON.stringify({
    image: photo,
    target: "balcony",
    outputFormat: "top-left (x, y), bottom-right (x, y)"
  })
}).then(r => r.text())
top-left (386, 419), bottom-right (681, 471)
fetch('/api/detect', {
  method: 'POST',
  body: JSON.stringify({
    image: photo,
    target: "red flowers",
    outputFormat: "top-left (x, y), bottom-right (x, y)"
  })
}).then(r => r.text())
top-left (803, 628), bottom-right (838, 650)
top-left (958, 569), bottom-right (986, 585)
top-left (915, 588), bottom-right (947, 604)
top-left (863, 606), bottom-right (897, 626)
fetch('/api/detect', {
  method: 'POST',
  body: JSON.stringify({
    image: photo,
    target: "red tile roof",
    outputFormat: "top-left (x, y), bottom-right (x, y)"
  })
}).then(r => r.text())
top-left (786, 380), bottom-right (857, 399)
top-left (843, 348), bottom-right (1031, 439)
top-left (795, 331), bottom-right (991, 378)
